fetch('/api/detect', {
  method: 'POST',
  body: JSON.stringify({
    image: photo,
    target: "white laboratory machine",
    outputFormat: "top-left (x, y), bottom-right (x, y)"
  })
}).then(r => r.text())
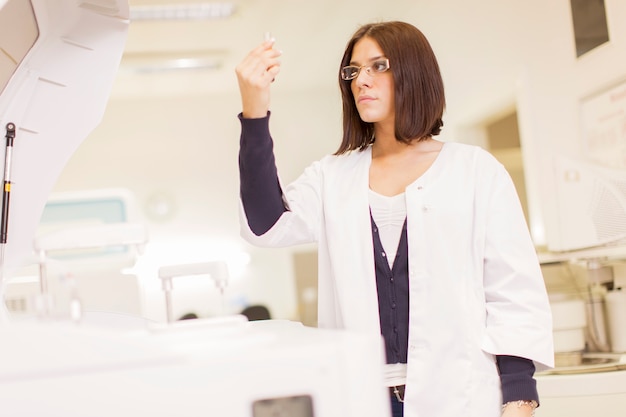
top-left (534, 250), bottom-right (626, 417)
top-left (0, 2), bottom-right (391, 417)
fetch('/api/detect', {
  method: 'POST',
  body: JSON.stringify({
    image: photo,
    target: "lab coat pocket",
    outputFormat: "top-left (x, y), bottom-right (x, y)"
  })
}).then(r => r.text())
top-left (468, 352), bottom-right (501, 417)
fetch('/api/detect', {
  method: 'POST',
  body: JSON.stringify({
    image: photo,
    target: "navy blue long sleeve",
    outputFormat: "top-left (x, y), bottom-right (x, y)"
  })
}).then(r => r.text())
top-left (497, 355), bottom-right (539, 405)
top-left (237, 113), bottom-right (539, 405)
top-left (238, 112), bottom-right (287, 235)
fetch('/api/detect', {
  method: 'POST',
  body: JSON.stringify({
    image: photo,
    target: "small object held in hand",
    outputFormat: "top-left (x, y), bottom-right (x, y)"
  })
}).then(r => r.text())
top-left (264, 31), bottom-right (276, 82)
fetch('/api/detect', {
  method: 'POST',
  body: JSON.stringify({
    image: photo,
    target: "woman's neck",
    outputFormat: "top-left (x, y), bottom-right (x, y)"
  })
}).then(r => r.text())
top-left (372, 132), bottom-right (433, 159)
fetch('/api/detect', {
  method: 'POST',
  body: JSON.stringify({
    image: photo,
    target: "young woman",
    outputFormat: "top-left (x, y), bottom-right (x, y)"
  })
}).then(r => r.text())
top-left (235, 21), bottom-right (554, 417)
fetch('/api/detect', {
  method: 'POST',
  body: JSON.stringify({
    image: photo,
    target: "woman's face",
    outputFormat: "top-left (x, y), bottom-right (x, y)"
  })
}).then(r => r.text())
top-left (349, 36), bottom-right (395, 126)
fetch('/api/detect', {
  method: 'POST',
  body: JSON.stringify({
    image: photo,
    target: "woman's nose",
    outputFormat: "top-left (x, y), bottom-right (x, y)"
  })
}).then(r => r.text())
top-left (355, 69), bottom-right (372, 88)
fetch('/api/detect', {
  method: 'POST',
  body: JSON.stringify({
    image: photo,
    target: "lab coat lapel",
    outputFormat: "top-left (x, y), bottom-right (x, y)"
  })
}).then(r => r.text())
top-left (324, 148), bottom-right (381, 335)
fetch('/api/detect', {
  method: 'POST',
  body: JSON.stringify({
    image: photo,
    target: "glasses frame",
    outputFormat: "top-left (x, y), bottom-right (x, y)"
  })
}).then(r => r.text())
top-left (340, 58), bottom-right (390, 81)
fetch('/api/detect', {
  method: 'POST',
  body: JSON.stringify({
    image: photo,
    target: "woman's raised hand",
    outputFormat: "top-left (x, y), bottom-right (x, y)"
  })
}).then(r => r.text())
top-left (235, 37), bottom-right (282, 118)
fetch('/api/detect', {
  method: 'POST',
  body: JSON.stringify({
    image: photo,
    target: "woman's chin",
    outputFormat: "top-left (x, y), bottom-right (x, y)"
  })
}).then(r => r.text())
top-left (357, 112), bottom-right (380, 124)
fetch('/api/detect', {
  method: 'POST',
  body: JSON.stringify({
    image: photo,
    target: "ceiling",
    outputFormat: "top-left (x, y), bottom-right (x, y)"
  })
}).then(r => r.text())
top-left (115, 0), bottom-right (428, 98)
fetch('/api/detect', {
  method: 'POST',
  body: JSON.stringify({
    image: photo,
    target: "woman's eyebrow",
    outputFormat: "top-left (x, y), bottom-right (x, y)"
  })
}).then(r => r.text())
top-left (349, 55), bottom-right (385, 66)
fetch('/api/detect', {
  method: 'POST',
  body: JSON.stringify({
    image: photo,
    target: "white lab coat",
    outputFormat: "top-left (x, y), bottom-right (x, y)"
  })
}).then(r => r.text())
top-left (240, 141), bottom-right (554, 417)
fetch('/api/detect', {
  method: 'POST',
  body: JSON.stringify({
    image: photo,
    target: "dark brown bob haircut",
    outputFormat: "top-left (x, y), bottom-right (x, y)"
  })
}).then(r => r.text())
top-left (335, 21), bottom-right (445, 155)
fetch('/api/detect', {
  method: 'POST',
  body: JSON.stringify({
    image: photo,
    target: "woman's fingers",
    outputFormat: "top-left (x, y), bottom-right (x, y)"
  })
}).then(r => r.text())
top-left (235, 41), bottom-right (282, 118)
top-left (237, 43), bottom-right (281, 85)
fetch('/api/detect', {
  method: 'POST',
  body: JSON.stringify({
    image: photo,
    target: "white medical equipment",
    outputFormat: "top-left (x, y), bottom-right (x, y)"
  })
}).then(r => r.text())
top-left (535, 254), bottom-right (626, 416)
top-left (12, 188), bottom-right (148, 319)
top-left (158, 261), bottom-right (229, 323)
top-left (0, 316), bottom-right (390, 417)
top-left (0, 2), bottom-right (391, 416)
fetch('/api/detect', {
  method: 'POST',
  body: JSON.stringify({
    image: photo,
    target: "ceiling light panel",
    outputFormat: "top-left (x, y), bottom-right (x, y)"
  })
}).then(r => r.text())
top-left (129, 2), bottom-right (236, 21)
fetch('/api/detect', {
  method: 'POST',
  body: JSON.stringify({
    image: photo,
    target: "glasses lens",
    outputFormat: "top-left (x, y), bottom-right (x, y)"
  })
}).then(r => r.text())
top-left (341, 66), bottom-right (359, 80)
top-left (372, 59), bottom-right (390, 73)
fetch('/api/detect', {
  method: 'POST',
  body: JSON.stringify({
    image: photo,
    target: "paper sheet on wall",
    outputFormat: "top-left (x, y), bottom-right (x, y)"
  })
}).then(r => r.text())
top-left (581, 79), bottom-right (626, 169)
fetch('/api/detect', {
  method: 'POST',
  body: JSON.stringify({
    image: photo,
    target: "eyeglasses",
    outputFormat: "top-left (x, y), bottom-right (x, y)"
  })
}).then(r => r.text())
top-left (340, 58), bottom-right (390, 81)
